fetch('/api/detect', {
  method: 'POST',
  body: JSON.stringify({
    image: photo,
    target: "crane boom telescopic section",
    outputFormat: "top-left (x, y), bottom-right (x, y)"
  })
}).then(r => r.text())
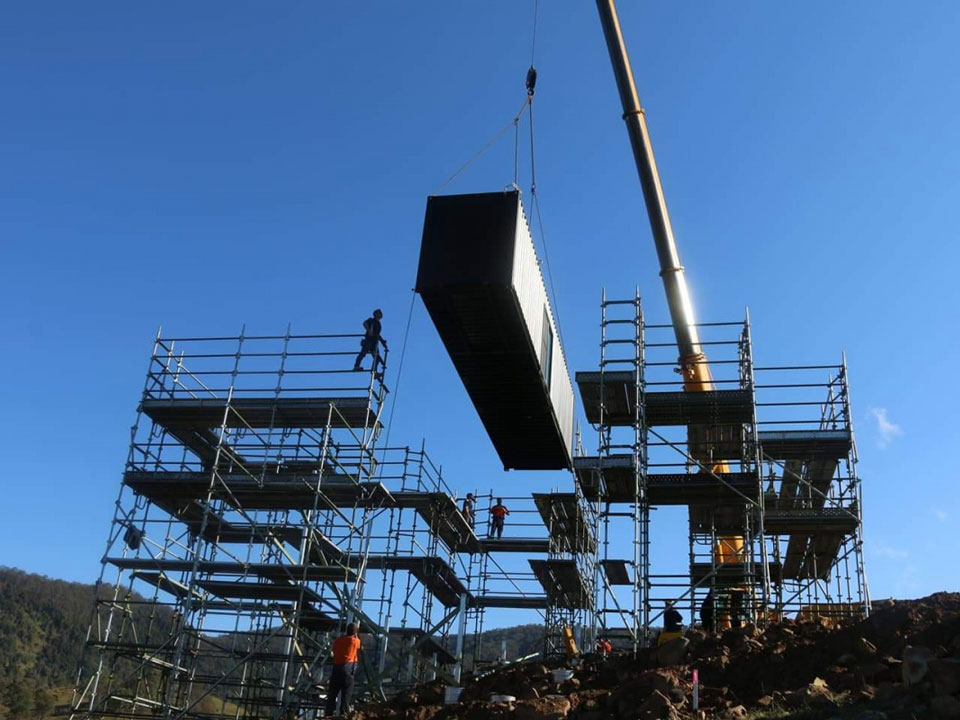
top-left (595, 0), bottom-right (706, 375)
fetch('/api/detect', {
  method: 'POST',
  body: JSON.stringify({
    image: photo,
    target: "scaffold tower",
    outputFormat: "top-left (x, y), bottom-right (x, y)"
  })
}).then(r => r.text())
top-left (573, 290), bottom-right (647, 652)
top-left (754, 356), bottom-right (870, 619)
top-left (575, 294), bottom-right (869, 642)
top-left (69, 330), bottom-right (484, 720)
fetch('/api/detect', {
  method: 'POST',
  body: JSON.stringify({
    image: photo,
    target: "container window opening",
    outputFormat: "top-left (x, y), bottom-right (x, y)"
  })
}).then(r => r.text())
top-left (541, 307), bottom-right (553, 390)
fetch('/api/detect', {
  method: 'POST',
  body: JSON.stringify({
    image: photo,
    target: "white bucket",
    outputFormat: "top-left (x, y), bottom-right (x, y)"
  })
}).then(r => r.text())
top-left (552, 669), bottom-right (574, 684)
top-left (444, 686), bottom-right (463, 704)
top-left (490, 694), bottom-right (516, 703)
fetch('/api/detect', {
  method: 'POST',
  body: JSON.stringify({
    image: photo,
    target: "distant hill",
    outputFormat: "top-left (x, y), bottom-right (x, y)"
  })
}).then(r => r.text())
top-left (0, 567), bottom-right (103, 718)
top-left (0, 568), bottom-right (97, 689)
top-left (0, 567), bottom-right (544, 716)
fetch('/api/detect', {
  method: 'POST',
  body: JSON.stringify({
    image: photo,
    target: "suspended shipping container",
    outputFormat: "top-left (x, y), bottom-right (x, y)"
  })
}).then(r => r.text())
top-left (416, 190), bottom-right (574, 470)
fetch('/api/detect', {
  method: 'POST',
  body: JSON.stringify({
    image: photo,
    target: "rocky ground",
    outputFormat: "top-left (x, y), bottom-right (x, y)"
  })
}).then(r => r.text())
top-left (352, 593), bottom-right (960, 719)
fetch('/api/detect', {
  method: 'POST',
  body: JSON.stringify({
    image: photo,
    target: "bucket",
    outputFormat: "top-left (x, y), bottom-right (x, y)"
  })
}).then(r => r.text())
top-left (552, 669), bottom-right (574, 684)
top-left (444, 686), bottom-right (463, 704)
top-left (489, 694), bottom-right (516, 703)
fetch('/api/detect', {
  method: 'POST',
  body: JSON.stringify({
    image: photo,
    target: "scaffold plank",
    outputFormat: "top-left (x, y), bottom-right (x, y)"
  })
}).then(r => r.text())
top-left (575, 456), bottom-right (760, 506)
top-left (141, 397), bottom-right (381, 432)
top-left (782, 534), bottom-right (809, 579)
top-left (392, 491), bottom-right (483, 553)
top-left (529, 559), bottom-right (592, 609)
top-left (196, 580), bottom-right (326, 603)
top-left (107, 558), bottom-right (352, 582)
top-left (532, 493), bottom-right (596, 555)
top-left (576, 373), bottom-right (752, 427)
top-left (800, 533), bottom-right (845, 579)
top-left (357, 555), bottom-right (470, 608)
top-left (124, 471), bottom-right (394, 510)
top-left (573, 454), bottom-right (632, 501)
top-left (600, 559), bottom-right (632, 586)
top-left (777, 460), bottom-right (803, 510)
top-left (479, 537), bottom-right (550, 553)
top-left (307, 529), bottom-right (344, 564)
top-left (129, 571), bottom-right (200, 600)
top-left (144, 496), bottom-right (243, 544)
top-left (471, 595), bottom-right (549, 610)
top-left (575, 371), bottom-right (636, 425)
top-left (644, 390), bottom-right (754, 427)
top-left (648, 472), bottom-right (760, 506)
top-left (805, 458), bottom-right (839, 510)
top-left (758, 430), bottom-right (852, 461)
top-left (763, 508), bottom-right (858, 535)
top-left (688, 506), bottom-right (748, 534)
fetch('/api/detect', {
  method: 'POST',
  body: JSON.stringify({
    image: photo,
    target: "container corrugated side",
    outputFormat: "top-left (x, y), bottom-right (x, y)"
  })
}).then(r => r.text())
top-left (509, 198), bottom-right (575, 460)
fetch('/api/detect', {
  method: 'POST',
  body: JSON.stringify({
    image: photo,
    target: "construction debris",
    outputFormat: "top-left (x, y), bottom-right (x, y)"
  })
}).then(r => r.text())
top-left (355, 593), bottom-right (960, 719)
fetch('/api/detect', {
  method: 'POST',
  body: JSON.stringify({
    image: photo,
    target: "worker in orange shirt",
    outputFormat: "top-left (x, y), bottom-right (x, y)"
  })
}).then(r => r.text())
top-left (489, 498), bottom-right (510, 539)
top-left (325, 623), bottom-right (361, 716)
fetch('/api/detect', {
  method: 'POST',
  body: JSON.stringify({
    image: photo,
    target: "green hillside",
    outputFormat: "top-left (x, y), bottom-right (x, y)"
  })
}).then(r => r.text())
top-left (0, 568), bottom-right (101, 718)
top-left (0, 567), bottom-right (544, 717)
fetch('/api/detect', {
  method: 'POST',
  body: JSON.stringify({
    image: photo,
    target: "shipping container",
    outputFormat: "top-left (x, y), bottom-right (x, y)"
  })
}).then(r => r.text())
top-left (416, 190), bottom-right (574, 470)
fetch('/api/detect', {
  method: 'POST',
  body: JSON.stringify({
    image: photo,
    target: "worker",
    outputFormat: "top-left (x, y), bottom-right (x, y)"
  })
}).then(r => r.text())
top-left (664, 602), bottom-right (683, 634)
top-left (353, 309), bottom-right (388, 372)
top-left (461, 493), bottom-right (476, 529)
top-left (489, 498), bottom-right (510, 539)
top-left (700, 590), bottom-right (714, 631)
top-left (325, 623), bottom-right (361, 716)
top-left (595, 637), bottom-right (612, 657)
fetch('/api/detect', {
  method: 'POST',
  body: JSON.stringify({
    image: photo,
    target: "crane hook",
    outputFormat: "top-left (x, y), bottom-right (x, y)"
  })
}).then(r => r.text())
top-left (526, 66), bottom-right (538, 97)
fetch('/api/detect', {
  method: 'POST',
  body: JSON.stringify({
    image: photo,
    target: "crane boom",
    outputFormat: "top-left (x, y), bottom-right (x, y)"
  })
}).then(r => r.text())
top-left (596, 0), bottom-right (747, 614)
top-left (595, 0), bottom-right (706, 375)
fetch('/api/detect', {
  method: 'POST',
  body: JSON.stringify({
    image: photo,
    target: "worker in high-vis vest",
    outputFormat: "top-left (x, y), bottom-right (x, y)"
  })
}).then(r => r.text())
top-left (489, 498), bottom-right (510, 539)
top-left (325, 623), bottom-right (361, 716)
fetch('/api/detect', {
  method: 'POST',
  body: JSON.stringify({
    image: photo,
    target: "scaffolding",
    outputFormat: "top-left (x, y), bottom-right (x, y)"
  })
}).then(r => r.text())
top-left (462, 484), bottom-right (596, 668)
top-left (754, 357), bottom-right (870, 620)
top-left (575, 294), bottom-right (869, 641)
top-left (69, 330), bottom-right (484, 720)
top-left (68, 304), bottom-right (869, 720)
top-left (573, 290), bottom-right (647, 652)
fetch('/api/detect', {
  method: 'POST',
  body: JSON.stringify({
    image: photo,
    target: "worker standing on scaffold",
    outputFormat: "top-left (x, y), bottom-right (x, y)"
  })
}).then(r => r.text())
top-left (353, 308), bottom-right (388, 372)
top-left (489, 498), bottom-right (510, 538)
top-left (461, 493), bottom-right (476, 529)
top-left (325, 623), bottom-right (361, 716)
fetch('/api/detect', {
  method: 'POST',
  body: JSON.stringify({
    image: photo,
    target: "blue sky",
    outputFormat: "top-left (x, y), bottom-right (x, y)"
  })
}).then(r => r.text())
top-left (1, 1), bottom-right (958, 621)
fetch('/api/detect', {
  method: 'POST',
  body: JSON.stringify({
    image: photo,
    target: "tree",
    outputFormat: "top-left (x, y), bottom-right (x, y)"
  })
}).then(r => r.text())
top-left (3, 681), bottom-right (33, 720)
top-left (34, 687), bottom-right (54, 717)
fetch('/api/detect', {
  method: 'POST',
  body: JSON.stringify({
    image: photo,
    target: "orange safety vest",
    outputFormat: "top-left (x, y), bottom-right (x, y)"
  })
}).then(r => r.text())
top-left (332, 635), bottom-right (361, 665)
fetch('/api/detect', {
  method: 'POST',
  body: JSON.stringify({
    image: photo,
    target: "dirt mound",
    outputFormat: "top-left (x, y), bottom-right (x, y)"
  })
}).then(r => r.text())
top-left (355, 593), bottom-right (960, 719)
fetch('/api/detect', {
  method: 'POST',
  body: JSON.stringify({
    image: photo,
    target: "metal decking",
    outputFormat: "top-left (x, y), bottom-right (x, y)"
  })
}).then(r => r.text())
top-left (471, 595), bottom-right (550, 610)
top-left (575, 372), bottom-right (753, 427)
top-left (600, 559), bottom-right (633, 586)
top-left (124, 471), bottom-right (394, 510)
top-left (392, 491), bottom-right (483, 554)
top-left (532, 493), bottom-right (597, 555)
top-left (758, 430), bottom-right (852, 461)
top-left (358, 555), bottom-right (470, 608)
top-left (529, 559), bottom-right (593, 609)
top-left (573, 455), bottom-right (759, 505)
top-left (479, 537), bottom-right (550, 553)
top-left (142, 397), bottom-right (381, 431)
top-left (763, 507), bottom-right (859, 535)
